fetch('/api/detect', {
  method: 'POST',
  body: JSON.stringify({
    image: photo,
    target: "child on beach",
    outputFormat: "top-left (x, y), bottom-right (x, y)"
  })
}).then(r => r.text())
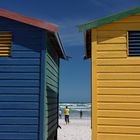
top-left (64, 106), bottom-right (70, 124)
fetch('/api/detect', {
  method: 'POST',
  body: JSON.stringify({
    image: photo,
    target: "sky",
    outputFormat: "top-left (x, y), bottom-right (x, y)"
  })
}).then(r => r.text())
top-left (0, 1), bottom-right (140, 102)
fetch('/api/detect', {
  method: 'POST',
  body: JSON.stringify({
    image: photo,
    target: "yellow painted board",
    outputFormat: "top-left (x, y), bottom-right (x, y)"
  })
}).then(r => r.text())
top-left (0, 44), bottom-right (11, 47)
top-left (0, 50), bottom-right (10, 53)
top-left (97, 37), bottom-right (126, 44)
top-left (98, 103), bottom-right (140, 110)
top-left (116, 15), bottom-right (140, 23)
top-left (98, 95), bottom-right (140, 103)
top-left (97, 22), bottom-right (140, 30)
top-left (98, 118), bottom-right (140, 126)
top-left (97, 66), bottom-right (140, 73)
top-left (0, 47), bottom-right (11, 50)
top-left (97, 59), bottom-right (140, 66)
top-left (0, 38), bottom-right (12, 40)
top-left (98, 81), bottom-right (140, 88)
top-left (98, 125), bottom-right (140, 134)
top-left (98, 110), bottom-right (140, 118)
top-left (0, 41), bottom-right (11, 43)
top-left (97, 73), bottom-right (140, 80)
top-left (98, 88), bottom-right (140, 95)
top-left (97, 134), bottom-right (140, 140)
top-left (0, 34), bottom-right (11, 37)
top-left (97, 31), bottom-right (126, 38)
top-left (97, 44), bottom-right (126, 51)
top-left (0, 54), bottom-right (10, 56)
top-left (91, 29), bottom-right (98, 140)
top-left (96, 51), bottom-right (127, 58)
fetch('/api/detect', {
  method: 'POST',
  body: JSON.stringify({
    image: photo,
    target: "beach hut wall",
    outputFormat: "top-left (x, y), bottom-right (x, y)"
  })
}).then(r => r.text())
top-left (0, 8), bottom-right (66, 140)
top-left (79, 6), bottom-right (140, 140)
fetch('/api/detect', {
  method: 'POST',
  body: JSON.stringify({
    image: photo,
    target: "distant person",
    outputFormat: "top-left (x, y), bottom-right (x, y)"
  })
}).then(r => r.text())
top-left (59, 110), bottom-right (62, 119)
top-left (64, 106), bottom-right (70, 124)
top-left (80, 110), bottom-right (83, 119)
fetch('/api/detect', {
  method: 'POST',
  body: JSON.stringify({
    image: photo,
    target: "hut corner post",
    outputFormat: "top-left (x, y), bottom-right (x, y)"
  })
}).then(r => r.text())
top-left (91, 29), bottom-right (98, 140)
top-left (53, 46), bottom-right (60, 140)
top-left (39, 31), bottom-right (46, 140)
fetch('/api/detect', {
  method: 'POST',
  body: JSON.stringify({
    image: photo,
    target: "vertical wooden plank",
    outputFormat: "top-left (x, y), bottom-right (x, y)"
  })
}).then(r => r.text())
top-left (44, 33), bottom-right (48, 140)
top-left (92, 29), bottom-right (97, 140)
top-left (127, 31), bottom-right (129, 56)
top-left (55, 59), bottom-right (60, 140)
top-left (46, 40), bottom-right (59, 139)
top-left (39, 31), bottom-right (46, 140)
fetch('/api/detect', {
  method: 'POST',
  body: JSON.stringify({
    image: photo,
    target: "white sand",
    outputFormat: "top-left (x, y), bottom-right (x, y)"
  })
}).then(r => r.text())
top-left (58, 118), bottom-right (91, 140)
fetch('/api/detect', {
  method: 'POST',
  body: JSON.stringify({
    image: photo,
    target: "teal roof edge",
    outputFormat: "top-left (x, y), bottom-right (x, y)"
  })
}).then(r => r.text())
top-left (79, 6), bottom-right (140, 32)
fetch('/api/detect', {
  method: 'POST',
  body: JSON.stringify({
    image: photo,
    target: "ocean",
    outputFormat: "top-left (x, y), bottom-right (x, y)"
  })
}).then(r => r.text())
top-left (59, 102), bottom-right (91, 119)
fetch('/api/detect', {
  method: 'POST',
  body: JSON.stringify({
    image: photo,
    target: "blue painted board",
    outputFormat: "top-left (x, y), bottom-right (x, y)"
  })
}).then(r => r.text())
top-left (0, 133), bottom-right (37, 139)
top-left (0, 66), bottom-right (40, 72)
top-left (0, 80), bottom-right (39, 87)
top-left (0, 95), bottom-right (39, 101)
top-left (0, 125), bottom-right (38, 132)
top-left (0, 73), bottom-right (39, 79)
top-left (0, 110), bottom-right (38, 117)
top-left (0, 102), bottom-right (39, 109)
top-left (0, 87), bottom-right (39, 94)
top-left (12, 51), bottom-right (40, 58)
top-left (0, 58), bottom-right (40, 65)
top-left (12, 44), bottom-right (41, 51)
top-left (0, 118), bottom-right (38, 124)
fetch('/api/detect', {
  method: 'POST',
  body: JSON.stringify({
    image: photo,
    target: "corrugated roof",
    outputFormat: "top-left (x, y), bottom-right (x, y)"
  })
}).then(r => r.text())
top-left (79, 6), bottom-right (140, 32)
top-left (0, 8), bottom-right (58, 32)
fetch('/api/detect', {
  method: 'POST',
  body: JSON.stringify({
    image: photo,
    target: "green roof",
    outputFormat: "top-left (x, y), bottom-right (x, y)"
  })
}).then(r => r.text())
top-left (79, 6), bottom-right (140, 32)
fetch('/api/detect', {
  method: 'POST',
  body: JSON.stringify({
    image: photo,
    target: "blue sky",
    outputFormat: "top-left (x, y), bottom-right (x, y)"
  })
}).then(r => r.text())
top-left (0, 1), bottom-right (140, 102)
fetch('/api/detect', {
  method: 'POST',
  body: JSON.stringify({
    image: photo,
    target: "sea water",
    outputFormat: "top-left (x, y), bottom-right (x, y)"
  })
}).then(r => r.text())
top-left (59, 102), bottom-right (91, 119)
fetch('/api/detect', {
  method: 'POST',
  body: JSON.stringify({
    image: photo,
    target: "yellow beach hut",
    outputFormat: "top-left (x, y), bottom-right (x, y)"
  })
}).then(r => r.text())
top-left (79, 7), bottom-right (140, 140)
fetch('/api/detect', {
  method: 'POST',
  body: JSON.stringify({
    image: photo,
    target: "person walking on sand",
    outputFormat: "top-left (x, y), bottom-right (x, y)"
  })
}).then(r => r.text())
top-left (64, 106), bottom-right (70, 124)
top-left (80, 110), bottom-right (83, 119)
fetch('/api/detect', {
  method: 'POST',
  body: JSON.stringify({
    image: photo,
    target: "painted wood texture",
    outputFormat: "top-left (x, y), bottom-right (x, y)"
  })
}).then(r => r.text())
top-left (92, 13), bottom-right (140, 140)
top-left (0, 32), bottom-right (11, 56)
top-left (0, 17), bottom-right (42, 139)
top-left (91, 29), bottom-right (98, 140)
top-left (45, 43), bottom-right (59, 139)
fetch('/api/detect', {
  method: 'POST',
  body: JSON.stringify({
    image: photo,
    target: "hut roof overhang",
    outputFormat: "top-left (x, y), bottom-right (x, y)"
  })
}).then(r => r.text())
top-left (78, 6), bottom-right (140, 59)
top-left (0, 8), bottom-right (67, 59)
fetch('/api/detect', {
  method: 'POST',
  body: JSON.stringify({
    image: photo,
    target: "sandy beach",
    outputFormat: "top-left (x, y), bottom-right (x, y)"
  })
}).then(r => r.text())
top-left (58, 118), bottom-right (91, 140)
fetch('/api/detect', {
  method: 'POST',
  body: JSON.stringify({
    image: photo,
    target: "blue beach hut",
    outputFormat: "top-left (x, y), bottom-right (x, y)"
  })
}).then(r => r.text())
top-left (0, 9), bottom-right (66, 140)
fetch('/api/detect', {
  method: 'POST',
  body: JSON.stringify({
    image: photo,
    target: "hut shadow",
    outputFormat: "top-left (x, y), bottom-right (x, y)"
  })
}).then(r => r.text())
top-left (96, 30), bottom-right (127, 44)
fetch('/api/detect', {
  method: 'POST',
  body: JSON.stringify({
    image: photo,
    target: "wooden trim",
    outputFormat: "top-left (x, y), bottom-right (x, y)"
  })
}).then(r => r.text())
top-left (39, 31), bottom-right (46, 140)
top-left (56, 59), bottom-right (60, 139)
top-left (79, 7), bottom-right (140, 32)
top-left (91, 29), bottom-right (97, 140)
top-left (0, 9), bottom-right (58, 32)
top-left (127, 31), bottom-right (129, 56)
